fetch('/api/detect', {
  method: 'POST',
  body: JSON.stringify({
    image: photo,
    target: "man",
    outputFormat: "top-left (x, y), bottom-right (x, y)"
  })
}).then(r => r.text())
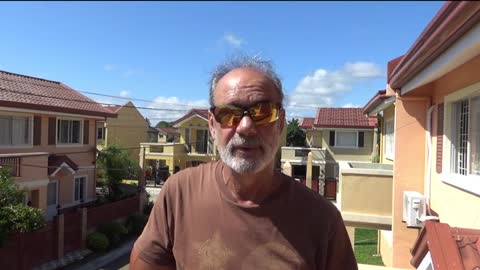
top-left (130, 56), bottom-right (358, 269)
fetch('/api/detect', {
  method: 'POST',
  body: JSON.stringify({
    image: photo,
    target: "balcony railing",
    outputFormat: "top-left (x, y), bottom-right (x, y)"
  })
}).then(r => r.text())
top-left (281, 147), bottom-right (326, 163)
top-left (141, 142), bottom-right (216, 156)
top-left (0, 157), bottom-right (21, 177)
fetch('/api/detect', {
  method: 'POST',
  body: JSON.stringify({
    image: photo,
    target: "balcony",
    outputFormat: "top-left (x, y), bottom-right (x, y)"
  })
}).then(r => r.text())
top-left (337, 161), bottom-right (393, 230)
top-left (141, 142), bottom-right (216, 159)
top-left (0, 156), bottom-right (21, 177)
top-left (281, 146), bottom-right (326, 165)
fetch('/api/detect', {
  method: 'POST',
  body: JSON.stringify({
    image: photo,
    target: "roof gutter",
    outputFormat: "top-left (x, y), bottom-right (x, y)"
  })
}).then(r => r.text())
top-left (389, 2), bottom-right (480, 90)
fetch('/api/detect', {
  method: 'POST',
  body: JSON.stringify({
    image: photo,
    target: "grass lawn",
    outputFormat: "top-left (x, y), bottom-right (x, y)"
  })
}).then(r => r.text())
top-left (354, 228), bottom-right (384, 265)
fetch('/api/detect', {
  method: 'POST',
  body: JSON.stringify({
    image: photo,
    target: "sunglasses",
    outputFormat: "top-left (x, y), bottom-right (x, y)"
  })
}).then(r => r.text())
top-left (210, 101), bottom-right (282, 127)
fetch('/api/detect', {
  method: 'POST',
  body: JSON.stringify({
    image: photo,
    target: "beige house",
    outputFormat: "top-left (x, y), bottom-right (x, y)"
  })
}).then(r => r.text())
top-left (156, 127), bottom-right (180, 143)
top-left (96, 101), bottom-right (149, 163)
top-left (351, 2), bottom-right (480, 268)
top-left (0, 70), bottom-right (116, 220)
top-left (141, 109), bottom-right (218, 177)
top-left (282, 108), bottom-right (377, 181)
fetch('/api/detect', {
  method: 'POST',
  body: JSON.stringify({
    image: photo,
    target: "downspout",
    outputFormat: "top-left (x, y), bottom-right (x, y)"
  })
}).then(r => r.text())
top-left (426, 105), bottom-right (434, 210)
top-left (424, 105), bottom-right (439, 221)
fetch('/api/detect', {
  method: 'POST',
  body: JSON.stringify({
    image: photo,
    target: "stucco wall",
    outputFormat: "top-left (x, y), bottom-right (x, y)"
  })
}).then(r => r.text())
top-left (105, 102), bottom-right (148, 162)
top-left (428, 55), bottom-right (480, 228)
top-left (305, 129), bottom-right (322, 148)
top-left (0, 112), bottom-right (99, 216)
top-left (321, 129), bottom-right (375, 162)
top-left (341, 173), bottom-right (393, 216)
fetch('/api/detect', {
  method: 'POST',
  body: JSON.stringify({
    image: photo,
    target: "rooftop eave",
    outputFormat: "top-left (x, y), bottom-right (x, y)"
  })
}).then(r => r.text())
top-left (389, 2), bottom-right (480, 93)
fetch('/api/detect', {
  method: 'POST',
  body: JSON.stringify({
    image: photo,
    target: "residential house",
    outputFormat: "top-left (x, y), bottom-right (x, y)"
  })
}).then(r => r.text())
top-left (356, 2), bottom-right (480, 268)
top-left (282, 108), bottom-right (377, 182)
top-left (156, 127), bottom-right (180, 143)
top-left (385, 2), bottom-right (480, 268)
top-left (140, 109), bottom-right (217, 176)
top-left (0, 70), bottom-right (116, 220)
top-left (96, 101), bottom-right (149, 163)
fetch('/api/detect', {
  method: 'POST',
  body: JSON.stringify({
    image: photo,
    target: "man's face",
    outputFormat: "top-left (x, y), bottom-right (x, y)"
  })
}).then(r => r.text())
top-left (208, 68), bottom-right (285, 174)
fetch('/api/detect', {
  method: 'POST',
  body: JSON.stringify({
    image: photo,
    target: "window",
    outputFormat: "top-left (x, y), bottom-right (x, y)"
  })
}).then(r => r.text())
top-left (0, 157), bottom-right (21, 177)
top-left (97, 127), bottom-right (105, 140)
top-left (57, 119), bottom-right (82, 144)
top-left (450, 97), bottom-right (479, 176)
top-left (335, 131), bottom-right (357, 148)
top-left (0, 115), bottom-right (31, 146)
top-left (74, 176), bottom-right (86, 202)
top-left (443, 88), bottom-right (480, 195)
top-left (385, 118), bottom-right (395, 160)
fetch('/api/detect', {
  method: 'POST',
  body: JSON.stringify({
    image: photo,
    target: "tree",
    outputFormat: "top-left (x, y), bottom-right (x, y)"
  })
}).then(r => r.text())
top-left (0, 168), bottom-right (45, 246)
top-left (287, 118), bottom-right (306, 147)
top-left (155, 121), bottom-right (173, 128)
top-left (97, 145), bottom-right (140, 201)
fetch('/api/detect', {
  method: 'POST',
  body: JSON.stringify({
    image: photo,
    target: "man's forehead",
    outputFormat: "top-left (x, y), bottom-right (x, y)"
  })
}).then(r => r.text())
top-left (213, 68), bottom-right (278, 105)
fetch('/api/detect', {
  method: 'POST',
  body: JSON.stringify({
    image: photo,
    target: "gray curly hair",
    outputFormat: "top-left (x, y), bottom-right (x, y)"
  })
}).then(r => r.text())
top-left (208, 54), bottom-right (284, 107)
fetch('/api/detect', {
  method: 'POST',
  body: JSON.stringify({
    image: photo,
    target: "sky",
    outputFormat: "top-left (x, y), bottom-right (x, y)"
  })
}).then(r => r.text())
top-left (0, 1), bottom-right (445, 125)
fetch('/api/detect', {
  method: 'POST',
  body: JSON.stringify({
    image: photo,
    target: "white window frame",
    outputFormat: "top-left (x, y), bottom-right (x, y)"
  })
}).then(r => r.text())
top-left (384, 118), bottom-right (395, 160)
top-left (73, 176), bottom-right (87, 203)
top-left (0, 112), bottom-right (33, 148)
top-left (56, 117), bottom-right (83, 146)
top-left (335, 130), bottom-right (358, 149)
top-left (442, 82), bottom-right (480, 196)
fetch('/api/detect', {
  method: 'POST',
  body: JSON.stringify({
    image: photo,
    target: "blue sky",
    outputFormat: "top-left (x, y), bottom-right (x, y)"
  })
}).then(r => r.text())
top-left (0, 1), bottom-right (445, 125)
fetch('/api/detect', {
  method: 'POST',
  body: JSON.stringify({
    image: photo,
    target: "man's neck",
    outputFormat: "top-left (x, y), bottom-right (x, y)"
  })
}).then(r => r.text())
top-left (222, 162), bottom-right (281, 206)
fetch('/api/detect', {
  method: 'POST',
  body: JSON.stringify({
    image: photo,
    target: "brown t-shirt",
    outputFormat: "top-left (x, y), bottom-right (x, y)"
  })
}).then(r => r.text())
top-left (135, 161), bottom-right (357, 270)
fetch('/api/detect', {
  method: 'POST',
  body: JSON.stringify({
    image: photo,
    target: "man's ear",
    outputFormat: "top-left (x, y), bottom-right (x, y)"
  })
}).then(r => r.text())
top-left (208, 111), bottom-right (216, 140)
top-left (278, 108), bottom-right (286, 131)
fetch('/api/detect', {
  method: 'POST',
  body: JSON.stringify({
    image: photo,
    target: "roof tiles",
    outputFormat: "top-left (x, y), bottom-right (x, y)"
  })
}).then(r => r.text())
top-left (0, 70), bottom-right (115, 117)
top-left (314, 108), bottom-right (377, 129)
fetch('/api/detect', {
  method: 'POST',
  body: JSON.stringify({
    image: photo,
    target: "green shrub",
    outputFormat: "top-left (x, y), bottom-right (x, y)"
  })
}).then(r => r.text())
top-left (98, 222), bottom-right (128, 245)
top-left (87, 232), bottom-right (109, 252)
top-left (126, 214), bottom-right (148, 235)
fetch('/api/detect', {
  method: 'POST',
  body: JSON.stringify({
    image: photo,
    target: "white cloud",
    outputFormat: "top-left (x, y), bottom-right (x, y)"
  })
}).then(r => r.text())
top-left (287, 61), bottom-right (383, 113)
top-left (119, 90), bottom-right (130, 97)
top-left (141, 96), bottom-right (210, 126)
top-left (342, 103), bottom-right (361, 108)
top-left (223, 33), bottom-right (243, 48)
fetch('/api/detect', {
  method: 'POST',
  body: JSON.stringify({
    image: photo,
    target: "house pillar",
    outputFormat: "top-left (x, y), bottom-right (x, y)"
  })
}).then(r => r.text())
top-left (81, 208), bottom-right (87, 249)
top-left (306, 152), bottom-right (313, 189)
top-left (282, 161), bottom-right (292, 177)
top-left (57, 214), bottom-right (64, 259)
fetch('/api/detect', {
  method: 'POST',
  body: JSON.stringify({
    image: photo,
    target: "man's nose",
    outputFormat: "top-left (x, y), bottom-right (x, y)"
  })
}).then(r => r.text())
top-left (235, 114), bottom-right (257, 137)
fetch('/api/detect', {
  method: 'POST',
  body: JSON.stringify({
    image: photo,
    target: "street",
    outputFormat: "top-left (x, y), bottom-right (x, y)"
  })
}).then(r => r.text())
top-left (97, 253), bottom-right (130, 270)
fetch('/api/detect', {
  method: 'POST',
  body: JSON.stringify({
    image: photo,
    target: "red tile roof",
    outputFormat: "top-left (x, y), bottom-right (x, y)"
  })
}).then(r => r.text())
top-left (171, 108), bottom-right (209, 126)
top-left (363, 90), bottom-right (387, 115)
top-left (300, 117), bottom-right (315, 129)
top-left (314, 108), bottom-right (377, 129)
top-left (0, 70), bottom-right (116, 118)
top-left (103, 105), bottom-right (123, 113)
top-left (157, 127), bottom-right (180, 135)
top-left (411, 221), bottom-right (480, 269)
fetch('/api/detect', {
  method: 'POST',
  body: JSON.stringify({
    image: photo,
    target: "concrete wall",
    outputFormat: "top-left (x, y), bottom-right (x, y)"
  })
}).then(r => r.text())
top-left (341, 173), bottom-right (393, 216)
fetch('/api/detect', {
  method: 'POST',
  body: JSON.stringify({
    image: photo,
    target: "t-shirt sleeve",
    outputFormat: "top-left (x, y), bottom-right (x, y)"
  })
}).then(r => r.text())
top-left (134, 181), bottom-right (176, 266)
top-left (323, 211), bottom-right (358, 270)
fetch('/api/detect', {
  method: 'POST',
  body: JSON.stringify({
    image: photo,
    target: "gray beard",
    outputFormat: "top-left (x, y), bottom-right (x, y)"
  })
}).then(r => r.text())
top-left (217, 133), bottom-right (275, 174)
